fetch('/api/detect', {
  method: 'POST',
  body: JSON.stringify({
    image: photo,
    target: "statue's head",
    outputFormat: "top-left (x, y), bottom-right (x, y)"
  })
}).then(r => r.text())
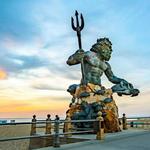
top-left (90, 37), bottom-right (112, 61)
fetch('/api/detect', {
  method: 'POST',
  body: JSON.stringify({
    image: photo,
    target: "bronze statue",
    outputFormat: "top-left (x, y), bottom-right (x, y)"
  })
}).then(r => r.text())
top-left (66, 11), bottom-right (139, 132)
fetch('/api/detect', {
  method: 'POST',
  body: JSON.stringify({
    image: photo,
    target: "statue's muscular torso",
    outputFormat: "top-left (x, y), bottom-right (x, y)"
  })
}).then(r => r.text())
top-left (83, 51), bottom-right (108, 85)
top-left (67, 49), bottom-right (123, 86)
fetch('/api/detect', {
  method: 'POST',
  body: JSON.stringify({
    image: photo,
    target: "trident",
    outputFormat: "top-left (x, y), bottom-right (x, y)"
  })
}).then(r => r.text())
top-left (71, 10), bottom-right (86, 85)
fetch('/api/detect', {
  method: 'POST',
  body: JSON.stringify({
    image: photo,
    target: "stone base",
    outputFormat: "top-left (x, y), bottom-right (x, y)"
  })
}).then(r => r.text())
top-left (66, 83), bottom-right (121, 133)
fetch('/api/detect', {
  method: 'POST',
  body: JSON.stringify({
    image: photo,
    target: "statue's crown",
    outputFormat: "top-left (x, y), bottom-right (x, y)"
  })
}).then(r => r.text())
top-left (90, 37), bottom-right (112, 52)
top-left (97, 37), bottom-right (112, 46)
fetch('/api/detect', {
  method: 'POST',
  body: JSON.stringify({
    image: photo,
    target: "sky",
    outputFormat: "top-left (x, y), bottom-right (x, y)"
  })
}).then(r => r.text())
top-left (0, 0), bottom-right (150, 119)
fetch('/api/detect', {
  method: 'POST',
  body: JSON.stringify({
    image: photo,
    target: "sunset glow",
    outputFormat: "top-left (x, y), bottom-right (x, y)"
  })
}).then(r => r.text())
top-left (0, 69), bottom-right (7, 80)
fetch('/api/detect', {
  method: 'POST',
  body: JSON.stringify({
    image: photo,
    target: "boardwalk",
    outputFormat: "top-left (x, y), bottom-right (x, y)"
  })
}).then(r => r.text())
top-left (37, 129), bottom-right (150, 150)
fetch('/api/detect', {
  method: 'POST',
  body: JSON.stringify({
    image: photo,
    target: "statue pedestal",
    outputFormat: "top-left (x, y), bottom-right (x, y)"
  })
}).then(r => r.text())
top-left (66, 83), bottom-right (121, 133)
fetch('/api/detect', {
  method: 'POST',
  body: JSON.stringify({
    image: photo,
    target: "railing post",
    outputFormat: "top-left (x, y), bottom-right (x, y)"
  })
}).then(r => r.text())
top-left (146, 120), bottom-right (149, 129)
top-left (53, 115), bottom-right (60, 147)
top-left (142, 121), bottom-right (144, 129)
top-left (136, 122), bottom-right (138, 128)
top-left (63, 113), bottom-right (72, 138)
top-left (45, 114), bottom-right (51, 134)
top-left (31, 115), bottom-right (36, 135)
top-left (96, 111), bottom-right (104, 140)
top-left (130, 121), bottom-right (134, 127)
top-left (122, 113), bottom-right (127, 130)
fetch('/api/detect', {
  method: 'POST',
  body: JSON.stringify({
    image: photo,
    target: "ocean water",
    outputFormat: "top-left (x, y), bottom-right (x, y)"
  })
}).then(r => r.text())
top-left (0, 118), bottom-right (45, 123)
top-left (0, 115), bottom-right (66, 123)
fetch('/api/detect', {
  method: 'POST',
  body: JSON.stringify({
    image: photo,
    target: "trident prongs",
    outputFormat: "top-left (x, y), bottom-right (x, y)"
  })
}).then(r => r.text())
top-left (71, 10), bottom-right (84, 49)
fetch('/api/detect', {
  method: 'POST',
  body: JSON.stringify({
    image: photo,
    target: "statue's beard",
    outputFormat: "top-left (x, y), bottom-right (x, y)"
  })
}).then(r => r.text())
top-left (105, 55), bottom-right (111, 61)
top-left (97, 50), bottom-right (112, 61)
top-left (102, 54), bottom-right (111, 61)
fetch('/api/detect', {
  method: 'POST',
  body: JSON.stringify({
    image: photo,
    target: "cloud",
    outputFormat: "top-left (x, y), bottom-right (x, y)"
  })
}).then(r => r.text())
top-left (0, 53), bottom-right (48, 74)
top-left (32, 83), bottom-right (65, 91)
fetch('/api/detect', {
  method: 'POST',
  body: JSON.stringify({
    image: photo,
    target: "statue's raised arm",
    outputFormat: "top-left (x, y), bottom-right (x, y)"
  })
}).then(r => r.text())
top-left (66, 49), bottom-right (85, 65)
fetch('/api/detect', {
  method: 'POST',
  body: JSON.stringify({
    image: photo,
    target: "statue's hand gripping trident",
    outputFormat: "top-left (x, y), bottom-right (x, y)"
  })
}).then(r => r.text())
top-left (71, 11), bottom-right (86, 85)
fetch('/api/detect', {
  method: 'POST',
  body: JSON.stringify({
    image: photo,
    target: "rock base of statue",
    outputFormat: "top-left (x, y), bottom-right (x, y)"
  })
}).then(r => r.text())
top-left (66, 83), bottom-right (121, 133)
